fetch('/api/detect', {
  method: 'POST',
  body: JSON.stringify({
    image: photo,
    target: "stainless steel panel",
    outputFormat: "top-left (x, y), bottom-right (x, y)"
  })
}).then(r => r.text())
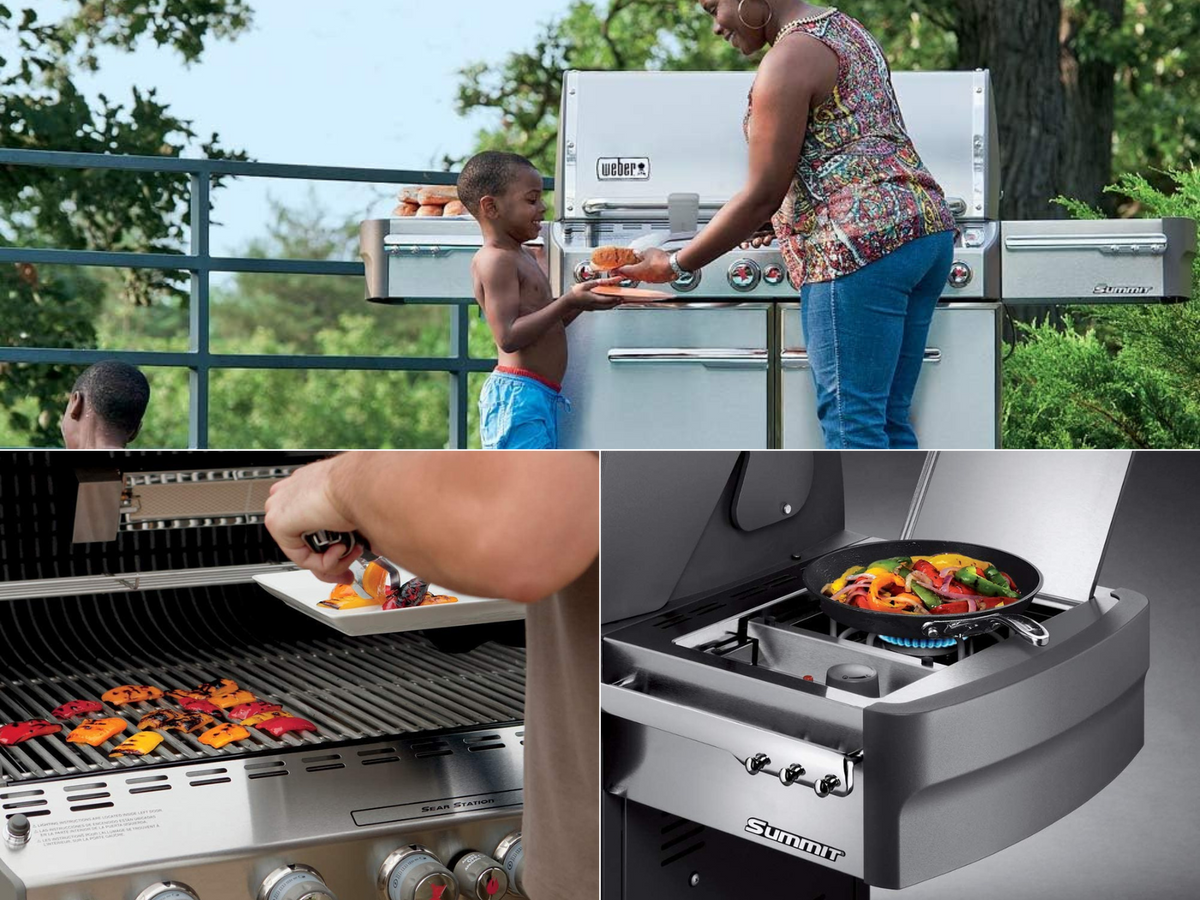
top-left (1000, 217), bottom-right (1196, 303)
top-left (779, 303), bottom-right (1001, 449)
top-left (361, 217), bottom-right (486, 301)
top-left (560, 304), bottom-right (770, 449)
top-left (901, 449), bottom-right (1132, 601)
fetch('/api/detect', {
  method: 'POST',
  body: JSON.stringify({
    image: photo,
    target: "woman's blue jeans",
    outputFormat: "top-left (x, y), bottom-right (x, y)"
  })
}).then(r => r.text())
top-left (800, 230), bottom-right (955, 449)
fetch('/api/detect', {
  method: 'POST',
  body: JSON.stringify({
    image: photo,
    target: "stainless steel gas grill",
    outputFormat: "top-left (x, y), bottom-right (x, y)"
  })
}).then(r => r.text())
top-left (549, 70), bottom-right (1196, 449)
top-left (0, 454), bottom-right (529, 900)
top-left (600, 450), bottom-right (1148, 898)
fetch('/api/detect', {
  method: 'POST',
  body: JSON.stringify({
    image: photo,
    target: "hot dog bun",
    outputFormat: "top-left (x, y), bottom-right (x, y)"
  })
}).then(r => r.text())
top-left (417, 186), bottom-right (458, 207)
top-left (394, 202), bottom-right (420, 217)
top-left (443, 200), bottom-right (470, 217)
top-left (415, 204), bottom-right (444, 217)
top-left (591, 246), bottom-right (642, 271)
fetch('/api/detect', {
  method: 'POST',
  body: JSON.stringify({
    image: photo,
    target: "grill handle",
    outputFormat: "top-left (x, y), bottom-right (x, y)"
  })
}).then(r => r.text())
top-left (581, 198), bottom-right (725, 215)
top-left (782, 349), bottom-right (942, 370)
top-left (1004, 233), bottom-right (1169, 255)
top-left (608, 348), bottom-right (769, 370)
top-left (602, 675), bottom-right (861, 798)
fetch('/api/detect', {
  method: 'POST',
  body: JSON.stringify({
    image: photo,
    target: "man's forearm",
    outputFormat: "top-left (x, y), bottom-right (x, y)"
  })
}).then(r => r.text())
top-left (329, 451), bottom-right (598, 603)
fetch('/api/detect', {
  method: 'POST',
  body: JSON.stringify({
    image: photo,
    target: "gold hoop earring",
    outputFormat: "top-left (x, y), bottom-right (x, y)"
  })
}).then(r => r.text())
top-left (737, 0), bottom-right (773, 30)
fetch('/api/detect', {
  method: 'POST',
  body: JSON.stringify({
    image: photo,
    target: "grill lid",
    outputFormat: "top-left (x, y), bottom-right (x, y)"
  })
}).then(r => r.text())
top-left (901, 450), bottom-right (1133, 601)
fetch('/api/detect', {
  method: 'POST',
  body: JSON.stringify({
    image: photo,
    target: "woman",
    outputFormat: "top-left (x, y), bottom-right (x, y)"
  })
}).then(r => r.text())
top-left (618, 0), bottom-right (956, 449)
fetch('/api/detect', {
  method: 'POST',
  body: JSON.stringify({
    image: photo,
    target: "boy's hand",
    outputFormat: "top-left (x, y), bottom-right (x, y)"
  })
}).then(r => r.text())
top-left (565, 277), bottom-right (625, 311)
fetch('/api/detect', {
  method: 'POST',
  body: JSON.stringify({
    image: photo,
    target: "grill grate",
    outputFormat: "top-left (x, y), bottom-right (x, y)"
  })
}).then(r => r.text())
top-left (0, 583), bottom-right (524, 783)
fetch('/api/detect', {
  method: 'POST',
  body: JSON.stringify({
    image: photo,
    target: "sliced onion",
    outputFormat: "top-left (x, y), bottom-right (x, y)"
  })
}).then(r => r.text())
top-left (966, 598), bottom-right (978, 613)
top-left (939, 566), bottom-right (958, 583)
top-left (830, 582), bottom-right (858, 602)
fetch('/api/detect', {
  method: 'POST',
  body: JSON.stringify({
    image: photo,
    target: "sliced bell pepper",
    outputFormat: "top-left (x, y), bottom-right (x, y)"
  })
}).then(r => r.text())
top-left (228, 701), bottom-right (282, 722)
top-left (191, 679), bottom-right (238, 697)
top-left (242, 709), bottom-right (294, 727)
top-left (162, 712), bottom-right (215, 734)
top-left (138, 709), bottom-right (189, 731)
top-left (931, 601), bottom-right (972, 615)
top-left (101, 685), bottom-right (164, 706)
top-left (319, 589), bottom-right (380, 610)
top-left (419, 594), bottom-right (459, 606)
top-left (50, 700), bottom-right (104, 720)
top-left (911, 559), bottom-right (942, 586)
top-left (109, 731), bottom-right (164, 758)
top-left (255, 716), bottom-right (318, 738)
top-left (822, 565), bottom-right (866, 595)
top-left (175, 695), bottom-right (224, 715)
top-left (0, 719), bottom-right (63, 745)
top-left (381, 577), bottom-right (429, 610)
top-left (198, 723), bottom-right (251, 749)
top-left (67, 718), bottom-right (127, 746)
top-left (211, 689), bottom-right (256, 710)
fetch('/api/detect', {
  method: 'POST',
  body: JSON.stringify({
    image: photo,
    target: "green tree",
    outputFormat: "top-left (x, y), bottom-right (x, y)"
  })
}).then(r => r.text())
top-left (454, 0), bottom-right (1199, 218)
top-left (0, 0), bottom-right (251, 445)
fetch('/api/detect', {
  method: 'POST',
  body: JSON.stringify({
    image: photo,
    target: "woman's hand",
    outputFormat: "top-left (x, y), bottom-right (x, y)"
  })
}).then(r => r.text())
top-left (615, 247), bottom-right (675, 284)
top-left (740, 226), bottom-right (776, 249)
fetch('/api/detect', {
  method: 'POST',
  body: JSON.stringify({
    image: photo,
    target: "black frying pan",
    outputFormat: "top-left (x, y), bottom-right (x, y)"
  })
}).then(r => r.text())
top-left (802, 540), bottom-right (1049, 646)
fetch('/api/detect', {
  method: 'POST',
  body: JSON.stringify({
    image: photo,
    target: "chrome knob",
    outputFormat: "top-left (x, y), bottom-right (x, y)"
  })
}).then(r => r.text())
top-left (763, 263), bottom-right (786, 286)
top-left (258, 864), bottom-right (337, 900)
top-left (779, 763), bottom-right (805, 786)
top-left (135, 883), bottom-right (201, 900)
top-left (947, 261), bottom-right (972, 288)
top-left (573, 261), bottom-right (598, 283)
top-left (379, 845), bottom-right (459, 900)
top-left (745, 752), bottom-right (770, 775)
top-left (728, 259), bottom-right (761, 292)
top-left (618, 277), bottom-right (640, 288)
top-left (814, 775), bottom-right (841, 798)
top-left (493, 831), bottom-right (527, 897)
top-left (672, 268), bottom-right (701, 292)
top-left (453, 851), bottom-right (508, 899)
top-left (4, 814), bottom-right (30, 847)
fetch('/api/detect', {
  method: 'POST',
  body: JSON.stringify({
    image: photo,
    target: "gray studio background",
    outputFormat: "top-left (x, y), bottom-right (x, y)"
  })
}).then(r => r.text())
top-left (838, 451), bottom-right (1199, 900)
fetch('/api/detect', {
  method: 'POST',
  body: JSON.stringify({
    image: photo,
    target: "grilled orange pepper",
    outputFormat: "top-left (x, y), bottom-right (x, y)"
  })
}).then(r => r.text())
top-left (110, 732), bottom-right (164, 758)
top-left (101, 685), bottom-right (164, 706)
top-left (67, 718), bottom-right (127, 746)
top-left (211, 689), bottom-right (256, 710)
top-left (199, 723), bottom-right (251, 749)
top-left (162, 712), bottom-right (215, 734)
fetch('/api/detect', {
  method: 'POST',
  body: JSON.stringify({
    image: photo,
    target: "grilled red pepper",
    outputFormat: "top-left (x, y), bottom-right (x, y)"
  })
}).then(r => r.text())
top-left (228, 701), bottom-right (282, 722)
top-left (0, 719), bottom-right (63, 745)
top-left (255, 716), bottom-right (317, 738)
top-left (943, 579), bottom-right (975, 596)
top-left (912, 559), bottom-right (942, 586)
top-left (175, 695), bottom-right (223, 715)
top-left (50, 700), bottom-right (104, 720)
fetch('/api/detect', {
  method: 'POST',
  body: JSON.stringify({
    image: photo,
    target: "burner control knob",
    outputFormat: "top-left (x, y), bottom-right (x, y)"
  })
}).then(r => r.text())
top-left (4, 814), bottom-right (30, 847)
top-left (493, 831), bottom-right (527, 897)
top-left (378, 845), bottom-right (458, 900)
top-left (618, 277), bottom-right (641, 289)
top-left (763, 263), bottom-right (786, 286)
top-left (947, 261), bottom-right (973, 288)
top-left (672, 267), bottom-right (702, 292)
top-left (574, 261), bottom-right (598, 283)
top-left (135, 883), bottom-right (201, 900)
top-left (258, 864), bottom-right (338, 900)
top-left (728, 259), bottom-right (761, 292)
top-left (453, 850), bottom-right (508, 899)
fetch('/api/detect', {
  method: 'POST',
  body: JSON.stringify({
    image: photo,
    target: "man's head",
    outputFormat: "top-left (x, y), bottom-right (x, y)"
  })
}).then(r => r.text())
top-left (458, 151), bottom-right (546, 243)
top-left (60, 361), bottom-right (151, 449)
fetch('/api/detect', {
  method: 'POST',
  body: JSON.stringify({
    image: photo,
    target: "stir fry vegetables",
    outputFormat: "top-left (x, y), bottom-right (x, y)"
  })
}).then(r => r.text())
top-left (820, 552), bottom-right (1020, 615)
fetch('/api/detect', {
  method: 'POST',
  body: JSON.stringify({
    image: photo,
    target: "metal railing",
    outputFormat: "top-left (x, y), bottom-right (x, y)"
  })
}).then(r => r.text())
top-left (0, 149), bottom-right (529, 448)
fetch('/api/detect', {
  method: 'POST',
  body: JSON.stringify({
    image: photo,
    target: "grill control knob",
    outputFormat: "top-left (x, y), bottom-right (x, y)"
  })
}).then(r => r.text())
top-left (573, 261), bottom-right (598, 283)
top-left (763, 263), bottom-right (786, 286)
top-left (745, 752), bottom-right (770, 775)
top-left (672, 267), bottom-right (701, 292)
top-left (493, 831), bottom-right (527, 897)
top-left (134, 883), bottom-right (201, 900)
top-left (378, 845), bottom-right (459, 900)
top-left (948, 261), bottom-right (973, 288)
top-left (728, 259), bottom-right (761, 291)
top-left (453, 850), bottom-right (508, 899)
top-left (618, 277), bottom-right (640, 289)
top-left (258, 864), bottom-right (338, 900)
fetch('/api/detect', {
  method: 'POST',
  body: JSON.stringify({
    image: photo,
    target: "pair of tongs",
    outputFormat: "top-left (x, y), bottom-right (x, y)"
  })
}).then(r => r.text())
top-left (301, 530), bottom-right (428, 604)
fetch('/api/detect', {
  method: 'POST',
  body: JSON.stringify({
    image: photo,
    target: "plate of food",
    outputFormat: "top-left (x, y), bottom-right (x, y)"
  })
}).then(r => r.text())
top-left (253, 566), bottom-right (525, 637)
top-left (591, 285), bottom-right (675, 301)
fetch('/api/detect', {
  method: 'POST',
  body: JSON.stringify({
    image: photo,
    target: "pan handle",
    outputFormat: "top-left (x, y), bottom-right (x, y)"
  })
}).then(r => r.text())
top-left (922, 613), bottom-right (1050, 647)
top-left (602, 675), bottom-right (861, 798)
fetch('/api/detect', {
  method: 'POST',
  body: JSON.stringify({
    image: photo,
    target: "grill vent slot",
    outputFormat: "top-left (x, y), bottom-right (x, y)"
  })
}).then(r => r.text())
top-left (70, 801), bottom-right (114, 812)
top-left (411, 739), bottom-right (453, 759)
top-left (659, 813), bottom-right (706, 867)
top-left (466, 743), bottom-right (505, 753)
top-left (652, 600), bottom-right (726, 629)
top-left (63, 782), bottom-right (107, 792)
top-left (129, 784), bottom-right (172, 795)
top-left (302, 753), bottom-right (345, 771)
top-left (361, 756), bottom-right (400, 767)
top-left (247, 760), bottom-right (289, 780)
top-left (2, 799), bottom-right (47, 810)
top-left (462, 734), bottom-right (500, 744)
top-left (5, 809), bottom-right (49, 818)
top-left (0, 789), bottom-right (43, 800)
top-left (189, 777), bottom-right (232, 787)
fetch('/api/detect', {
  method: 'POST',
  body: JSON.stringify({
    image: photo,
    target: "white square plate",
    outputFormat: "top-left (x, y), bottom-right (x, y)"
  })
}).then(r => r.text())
top-left (253, 568), bottom-right (525, 637)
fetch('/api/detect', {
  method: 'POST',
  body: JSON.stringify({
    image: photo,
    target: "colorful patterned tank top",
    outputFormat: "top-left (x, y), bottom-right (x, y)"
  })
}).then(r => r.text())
top-left (745, 9), bottom-right (957, 287)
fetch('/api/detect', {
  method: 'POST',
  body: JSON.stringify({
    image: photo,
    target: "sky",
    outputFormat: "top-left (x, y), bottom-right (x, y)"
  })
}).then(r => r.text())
top-left (18, 0), bottom-right (577, 257)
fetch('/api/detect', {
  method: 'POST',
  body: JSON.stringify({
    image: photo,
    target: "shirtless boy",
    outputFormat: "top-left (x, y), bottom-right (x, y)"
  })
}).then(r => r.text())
top-left (459, 151), bottom-right (621, 449)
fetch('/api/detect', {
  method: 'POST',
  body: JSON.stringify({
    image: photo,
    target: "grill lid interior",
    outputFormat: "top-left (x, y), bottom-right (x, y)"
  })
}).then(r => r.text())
top-left (901, 450), bottom-right (1133, 601)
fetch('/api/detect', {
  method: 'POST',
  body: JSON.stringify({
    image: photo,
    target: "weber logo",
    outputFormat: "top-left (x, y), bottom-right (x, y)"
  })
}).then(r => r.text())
top-left (1094, 283), bottom-right (1153, 296)
top-left (597, 157), bottom-right (650, 181)
top-left (745, 817), bottom-right (846, 862)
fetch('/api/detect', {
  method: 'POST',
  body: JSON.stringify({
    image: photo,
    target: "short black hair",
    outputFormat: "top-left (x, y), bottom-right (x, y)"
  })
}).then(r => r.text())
top-left (457, 151), bottom-right (539, 215)
top-left (72, 361), bottom-right (150, 439)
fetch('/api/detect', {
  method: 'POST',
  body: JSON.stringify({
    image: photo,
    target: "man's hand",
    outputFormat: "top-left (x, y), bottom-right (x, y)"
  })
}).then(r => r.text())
top-left (564, 277), bottom-right (625, 311)
top-left (614, 247), bottom-right (674, 284)
top-left (264, 457), bottom-right (364, 584)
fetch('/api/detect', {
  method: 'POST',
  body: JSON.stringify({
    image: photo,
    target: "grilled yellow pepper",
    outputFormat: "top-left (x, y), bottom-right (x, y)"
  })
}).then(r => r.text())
top-left (198, 723), bottom-right (251, 749)
top-left (242, 710), bottom-right (293, 728)
top-left (110, 731), bottom-right (164, 758)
